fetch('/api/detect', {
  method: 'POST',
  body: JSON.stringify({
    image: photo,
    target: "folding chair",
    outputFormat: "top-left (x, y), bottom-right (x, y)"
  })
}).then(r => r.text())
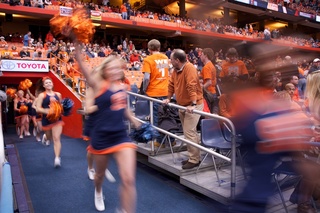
top-left (272, 160), bottom-right (302, 213)
top-left (134, 99), bottom-right (150, 121)
top-left (197, 119), bottom-right (246, 186)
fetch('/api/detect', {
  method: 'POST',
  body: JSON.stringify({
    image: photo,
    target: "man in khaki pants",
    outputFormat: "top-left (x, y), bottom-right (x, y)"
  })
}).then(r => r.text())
top-left (164, 49), bottom-right (204, 169)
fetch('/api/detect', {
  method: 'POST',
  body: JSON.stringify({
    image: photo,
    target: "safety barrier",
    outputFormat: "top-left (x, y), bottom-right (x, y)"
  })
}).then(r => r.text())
top-left (126, 91), bottom-right (238, 198)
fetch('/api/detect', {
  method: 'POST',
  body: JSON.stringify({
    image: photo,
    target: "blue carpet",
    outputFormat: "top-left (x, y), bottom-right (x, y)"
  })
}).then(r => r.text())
top-left (10, 132), bottom-right (222, 213)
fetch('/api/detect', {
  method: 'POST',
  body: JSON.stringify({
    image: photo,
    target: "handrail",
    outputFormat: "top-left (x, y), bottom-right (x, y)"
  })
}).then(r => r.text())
top-left (126, 91), bottom-right (237, 199)
top-left (49, 53), bottom-right (85, 98)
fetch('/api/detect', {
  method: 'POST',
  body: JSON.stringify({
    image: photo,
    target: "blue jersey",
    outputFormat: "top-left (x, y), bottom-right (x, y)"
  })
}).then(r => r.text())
top-left (41, 92), bottom-right (62, 127)
top-left (89, 88), bottom-right (131, 150)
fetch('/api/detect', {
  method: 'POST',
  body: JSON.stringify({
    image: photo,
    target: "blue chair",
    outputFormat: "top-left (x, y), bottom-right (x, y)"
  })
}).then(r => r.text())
top-left (129, 84), bottom-right (138, 111)
top-left (134, 99), bottom-right (150, 121)
top-left (197, 119), bottom-right (246, 186)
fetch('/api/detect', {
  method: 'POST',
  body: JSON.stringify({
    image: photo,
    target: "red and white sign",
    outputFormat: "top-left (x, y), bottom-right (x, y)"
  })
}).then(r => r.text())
top-left (91, 10), bottom-right (102, 21)
top-left (1, 59), bottom-right (49, 72)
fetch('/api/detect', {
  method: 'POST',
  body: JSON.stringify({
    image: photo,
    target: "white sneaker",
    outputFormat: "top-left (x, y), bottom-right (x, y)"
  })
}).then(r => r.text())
top-left (94, 188), bottom-right (105, 211)
top-left (87, 168), bottom-right (95, 180)
top-left (105, 169), bottom-right (116, 183)
top-left (25, 132), bottom-right (31, 137)
top-left (41, 134), bottom-right (47, 145)
top-left (54, 157), bottom-right (61, 168)
top-left (45, 140), bottom-right (50, 146)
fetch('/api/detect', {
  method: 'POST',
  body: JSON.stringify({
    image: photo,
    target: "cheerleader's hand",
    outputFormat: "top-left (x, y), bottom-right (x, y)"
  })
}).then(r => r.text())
top-left (132, 120), bottom-right (141, 129)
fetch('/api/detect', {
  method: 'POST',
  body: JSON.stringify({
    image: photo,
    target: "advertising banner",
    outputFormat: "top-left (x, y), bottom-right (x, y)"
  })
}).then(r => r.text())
top-left (1, 59), bottom-right (49, 72)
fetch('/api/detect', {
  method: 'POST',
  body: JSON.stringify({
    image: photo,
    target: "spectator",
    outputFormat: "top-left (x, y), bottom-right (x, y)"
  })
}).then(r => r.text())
top-left (200, 48), bottom-right (218, 114)
top-left (23, 0), bottom-right (31, 6)
top-left (23, 31), bottom-right (31, 47)
top-left (264, 27), bottom-right (272, 41)
top-left (164, 49), bottom-right (204, 170)
top-left (1, 44), bottom-right (13, 59)
top-left (11, 45), bottom-right (19, 58)
top-left (33, 0), bottom-right (44, 8)
top-left (120, 2), bottom-right (127, 20)
top-left (308, 58), bottom-right (320, 75)
top-left (219, 47), bottom-right (249, 83)
top-left (141, 39), bottom-right (170, 147)
top-left (165, 47), bottom-right (171, 58)
top-left (128, 40), bottom-right (135, 52)
top-left (33, 50), bottom-right (43, 60)
top-left (0, 36), bottom-right (7, 48)
top-left (125, 0), bottom-right (131, 20)
top-left (44, 0), bottom-right (52, 5)
top-left (19, 46), bottom-right (30, 58)
top-left (97, 47), bottom-right (106, 57)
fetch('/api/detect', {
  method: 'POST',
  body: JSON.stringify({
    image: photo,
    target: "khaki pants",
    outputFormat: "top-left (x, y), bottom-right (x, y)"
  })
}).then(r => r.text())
top-left (179, 103), bottom-right (204, 164)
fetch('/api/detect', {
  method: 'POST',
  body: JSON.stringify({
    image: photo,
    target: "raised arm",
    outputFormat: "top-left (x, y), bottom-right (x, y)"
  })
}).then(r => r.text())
top-left (74, 43), bottom-right (95, 88)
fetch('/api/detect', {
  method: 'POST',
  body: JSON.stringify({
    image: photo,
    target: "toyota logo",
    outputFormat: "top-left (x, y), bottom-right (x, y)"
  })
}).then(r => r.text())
top-left (2, 61), bottom-right (15, 70)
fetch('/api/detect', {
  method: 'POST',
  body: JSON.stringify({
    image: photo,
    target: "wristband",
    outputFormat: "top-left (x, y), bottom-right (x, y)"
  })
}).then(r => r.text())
top-left (191, 103), bottom-right (197, 106)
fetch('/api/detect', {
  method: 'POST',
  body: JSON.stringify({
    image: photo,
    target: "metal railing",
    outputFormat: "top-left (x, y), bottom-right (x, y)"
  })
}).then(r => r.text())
top-left (126, 91), bottom-right (238, 198)
top-left (49, 53), bottom-right (85, 94)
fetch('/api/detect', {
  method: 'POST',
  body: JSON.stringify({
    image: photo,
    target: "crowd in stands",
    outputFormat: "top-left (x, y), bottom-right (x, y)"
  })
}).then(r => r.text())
top-left (1, 0), bottom-right (320, 49)
top-left (269, 0), bottom-right (320, 16)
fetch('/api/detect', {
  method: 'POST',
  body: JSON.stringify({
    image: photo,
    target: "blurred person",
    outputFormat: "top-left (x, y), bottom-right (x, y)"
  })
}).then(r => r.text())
top-left (163, 49), bottom-right (204, 169)
top-left (141, 39), bottom-right (170, 147)
top-left (75, 40), bottom-right (140, 212)
top-left (200, 48), bottom-right (218, 114)
top-left (228, 44), bottom-right (314, 213)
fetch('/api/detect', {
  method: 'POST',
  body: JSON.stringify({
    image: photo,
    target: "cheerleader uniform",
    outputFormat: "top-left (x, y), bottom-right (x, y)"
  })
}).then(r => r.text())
top-left (41, 92), bottom-right (64, 131)
top-left (15, 100), bottom-right (27, 118)
top-left (87, 88), bottom-right (136, 154)
top-left (26, 100), bottom-right (37, 117)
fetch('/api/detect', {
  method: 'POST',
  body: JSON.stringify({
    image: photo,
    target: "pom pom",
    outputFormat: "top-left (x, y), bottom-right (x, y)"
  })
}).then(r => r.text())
top-left (6, 88), bottom-right (16, 99)
top-left (129, 123), bottom-right (159, 143)
top-left (46, 101), bottom-right (63, 122)
top-left (19, 79), bottom-right (33, 90)
top-left (19, 105), bottom-right (28, 114)
top-left (49, 8), bottom-right (95, 44)
top-left (61, 98), bottom-right (74, 116)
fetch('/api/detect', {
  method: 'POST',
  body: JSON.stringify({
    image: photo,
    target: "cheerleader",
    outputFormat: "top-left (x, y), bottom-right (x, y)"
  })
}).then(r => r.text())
top-left (14, 90), bottom-right (29, 139)
top-left (35, 77), bottom-right (64, 168)
top-left (75, 43), bottom-right (140, 213)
